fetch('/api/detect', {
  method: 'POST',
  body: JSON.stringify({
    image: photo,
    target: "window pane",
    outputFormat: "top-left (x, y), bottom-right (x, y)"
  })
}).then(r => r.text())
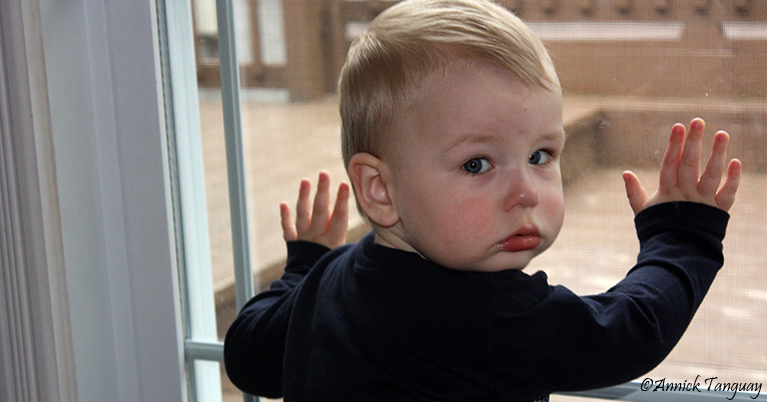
top-left (184, 0), bottom-right (767, 400)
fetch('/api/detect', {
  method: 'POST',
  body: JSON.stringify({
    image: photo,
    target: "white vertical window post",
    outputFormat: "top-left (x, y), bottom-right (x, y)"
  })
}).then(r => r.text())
top-left (158, 0), bottom-right (224, 401)
top-left (215, 0), bottom-right (259, 401)
top-left (164, 0), bottom-right (259, 401)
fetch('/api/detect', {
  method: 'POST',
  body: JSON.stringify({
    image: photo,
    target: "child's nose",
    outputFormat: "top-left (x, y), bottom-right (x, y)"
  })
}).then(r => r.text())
top-left (503, 169), bottom-right (539, 210)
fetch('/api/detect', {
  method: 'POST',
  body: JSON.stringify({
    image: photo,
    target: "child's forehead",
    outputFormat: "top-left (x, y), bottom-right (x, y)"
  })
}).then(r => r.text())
top-left (416, 58), bottom-right (559, 98)
top-left (410, 60), bottom-right (558, 111)
top-left (395, 60), bottom-right (564, 143)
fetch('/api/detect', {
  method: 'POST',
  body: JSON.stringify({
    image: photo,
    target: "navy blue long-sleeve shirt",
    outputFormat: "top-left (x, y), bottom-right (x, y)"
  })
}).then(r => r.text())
top-left (225, 202), bottom-right (729, 401)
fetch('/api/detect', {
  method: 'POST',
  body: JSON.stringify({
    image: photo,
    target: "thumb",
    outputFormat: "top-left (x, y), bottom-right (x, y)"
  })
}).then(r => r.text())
top-left (325, 183), bottom-right (350, 246)
top-left (622, 170), bottom-right (648, 215)
top-left (280, 202), bottom-right (298, 242)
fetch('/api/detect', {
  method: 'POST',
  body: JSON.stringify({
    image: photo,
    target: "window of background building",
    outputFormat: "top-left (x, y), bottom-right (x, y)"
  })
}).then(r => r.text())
top-left (169, 0), bottom-right (766, 401)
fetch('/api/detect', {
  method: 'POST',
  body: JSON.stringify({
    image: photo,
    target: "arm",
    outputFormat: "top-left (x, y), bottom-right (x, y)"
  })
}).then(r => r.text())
top-left (576, 118), bottom-right (740, 384)
top-left (224, 172), bottom-right (349, 397)
top-left (495, 119), bottom-right (742, 397)
top-left (576, 118), bottom-right (740, 382)
top-left (503, 202), bottom-right (730, 394)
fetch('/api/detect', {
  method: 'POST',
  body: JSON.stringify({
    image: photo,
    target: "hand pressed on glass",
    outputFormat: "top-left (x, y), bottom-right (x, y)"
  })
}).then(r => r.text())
top-left (280, 171), bottom-right (350, 249)
top-left (623, 118), bottom-right (742, 215)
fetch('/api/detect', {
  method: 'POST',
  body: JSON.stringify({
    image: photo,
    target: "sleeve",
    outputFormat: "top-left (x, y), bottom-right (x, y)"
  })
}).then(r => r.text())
top-left (492, 202), bottom-right (730, 397)
top-left (223, 241), bottom-right (330, 397)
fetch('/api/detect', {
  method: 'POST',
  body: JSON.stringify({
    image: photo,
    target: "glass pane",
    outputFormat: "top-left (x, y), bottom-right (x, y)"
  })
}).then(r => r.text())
top-left (184, 0), bottom-right (767, 400)
top-left (193, 0), bottom-right (219, 60)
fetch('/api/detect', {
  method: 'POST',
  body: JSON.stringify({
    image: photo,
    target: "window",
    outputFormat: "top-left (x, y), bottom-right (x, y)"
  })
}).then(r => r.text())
top-left (164, 1), bottom-right (767, 401)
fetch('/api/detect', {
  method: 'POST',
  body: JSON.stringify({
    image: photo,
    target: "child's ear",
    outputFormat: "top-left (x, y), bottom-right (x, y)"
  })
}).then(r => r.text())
top-left (347, 153), bottom-right (399, 228)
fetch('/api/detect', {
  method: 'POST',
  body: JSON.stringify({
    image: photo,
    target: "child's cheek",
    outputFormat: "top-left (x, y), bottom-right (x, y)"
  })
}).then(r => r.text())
top-left (540, 186), bottom-right (566, 235)
top-left (448, 196), bottom-right (498, 235)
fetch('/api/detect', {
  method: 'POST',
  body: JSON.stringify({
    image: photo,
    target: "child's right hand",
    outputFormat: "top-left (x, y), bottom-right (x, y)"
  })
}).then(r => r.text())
top-left (622, 118), bottom-right (741, 215)
top-left (280, 171), bottom-right (350, 249)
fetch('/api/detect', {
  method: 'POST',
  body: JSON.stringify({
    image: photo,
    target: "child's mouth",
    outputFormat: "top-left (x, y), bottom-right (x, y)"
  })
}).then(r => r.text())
top-left (498, 229), bottom-right (542, 252)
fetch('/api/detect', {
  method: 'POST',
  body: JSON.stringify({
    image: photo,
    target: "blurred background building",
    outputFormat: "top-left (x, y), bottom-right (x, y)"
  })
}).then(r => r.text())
top-left (188, 0), bottom-right (767, 100)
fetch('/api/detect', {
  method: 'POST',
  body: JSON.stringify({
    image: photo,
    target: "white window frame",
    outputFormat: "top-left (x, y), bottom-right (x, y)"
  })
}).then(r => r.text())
top-left (159, 0), bottom-right (257, 401)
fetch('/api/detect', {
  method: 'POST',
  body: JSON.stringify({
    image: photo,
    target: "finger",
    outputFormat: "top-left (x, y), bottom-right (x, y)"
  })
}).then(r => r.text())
top-left (697, 131), bottom-right (729, 197)
top-left (326, 183), bottom-right (350, 244)
top-left (715, 159), bottom-right (742, 212)
top-left (658, 123), bottom-right (686, 194)
top-left (280, 202), bottom-right (298, 242)
top-left (309, 171), bottom-right (331, 235)
top-left (295, 178), bottom-right (312, 236)
top-left (623, 170), bottom-right (649, 215)
top-left (677, 118), bottom-right (705, 194)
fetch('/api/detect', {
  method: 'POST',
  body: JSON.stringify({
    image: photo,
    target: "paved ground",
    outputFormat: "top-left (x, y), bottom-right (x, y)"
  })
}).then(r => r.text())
top-left (203, 95), bottom-right (766, 401)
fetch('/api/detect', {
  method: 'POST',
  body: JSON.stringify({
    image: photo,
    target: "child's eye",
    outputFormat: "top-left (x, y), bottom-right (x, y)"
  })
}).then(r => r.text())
top-left (462, 158), bottom-right (491, 174)
top-left (529, 150), bottom-right (551, 165)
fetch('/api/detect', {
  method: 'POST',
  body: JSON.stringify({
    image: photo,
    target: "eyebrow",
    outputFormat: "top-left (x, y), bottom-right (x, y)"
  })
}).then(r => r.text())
top-left (541, 129), bottom-right (567, 143)
top-left (442, 129), bottom-right (566, 154)
top-left (442, 134), bottom-right (498, 154)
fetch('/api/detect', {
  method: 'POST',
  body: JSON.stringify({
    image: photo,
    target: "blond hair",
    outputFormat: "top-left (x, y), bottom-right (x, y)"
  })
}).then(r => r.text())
top-left (339, 0), bottom-right (554, 168)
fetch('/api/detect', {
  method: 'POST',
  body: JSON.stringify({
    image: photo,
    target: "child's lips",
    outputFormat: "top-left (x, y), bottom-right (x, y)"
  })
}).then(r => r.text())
top-left (498, 228), bottom-right (542, 252)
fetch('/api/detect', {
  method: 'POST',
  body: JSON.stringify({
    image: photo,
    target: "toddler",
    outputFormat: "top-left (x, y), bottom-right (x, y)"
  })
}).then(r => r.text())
top-left (225, 0), bottom-right (741, 400)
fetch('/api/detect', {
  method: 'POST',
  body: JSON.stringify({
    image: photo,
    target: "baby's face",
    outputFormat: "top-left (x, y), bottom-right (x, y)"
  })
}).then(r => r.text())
top-left (384, 60), bottom-right (565, 272)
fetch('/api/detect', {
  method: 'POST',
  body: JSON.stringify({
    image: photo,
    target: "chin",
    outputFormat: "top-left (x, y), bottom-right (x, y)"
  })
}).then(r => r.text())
top-left (494, 252), bottom-right (539, 272)
top-left (472, 258), bottom-right (533, 273)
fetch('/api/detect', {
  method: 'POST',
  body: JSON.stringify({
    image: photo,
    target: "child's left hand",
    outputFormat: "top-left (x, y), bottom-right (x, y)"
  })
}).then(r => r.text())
top-left (280, 171), bottom-right (350, 249)
top-left (622, 118), bottom-right (742, 215)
